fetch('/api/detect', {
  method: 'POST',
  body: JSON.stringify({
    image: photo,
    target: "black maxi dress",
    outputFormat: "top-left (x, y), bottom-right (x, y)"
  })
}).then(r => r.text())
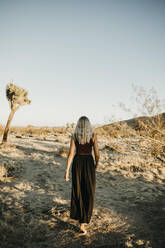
top-left (70, 136), bottom-right (96, 224)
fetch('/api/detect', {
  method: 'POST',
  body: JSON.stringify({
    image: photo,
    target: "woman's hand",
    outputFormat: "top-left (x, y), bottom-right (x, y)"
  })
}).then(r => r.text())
top-left (93, 134), bottom-right (100, 170)
top-left (95, 164), bottom-right (98, 170)
top-left (65, 170), bottom-right (70, 182)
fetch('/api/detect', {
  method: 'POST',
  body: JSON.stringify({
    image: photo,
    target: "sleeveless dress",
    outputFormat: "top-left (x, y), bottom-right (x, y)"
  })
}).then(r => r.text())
top-left (70, 136), bottom-right (96, 224)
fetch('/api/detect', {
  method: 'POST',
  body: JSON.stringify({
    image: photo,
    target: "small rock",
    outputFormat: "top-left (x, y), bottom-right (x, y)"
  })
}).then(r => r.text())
top-left (125, 240), bottom-right (133, 247)
top-left (136, 239), bottom-right (144, 245)
top-left (158, 168), bottom-right (165, 176)
top-left (16, 135), bottom-right (22, 138)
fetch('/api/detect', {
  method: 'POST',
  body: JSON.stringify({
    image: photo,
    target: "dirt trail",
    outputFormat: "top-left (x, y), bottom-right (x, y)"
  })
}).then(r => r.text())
top-left (0, 134), bottom-right (165, 248)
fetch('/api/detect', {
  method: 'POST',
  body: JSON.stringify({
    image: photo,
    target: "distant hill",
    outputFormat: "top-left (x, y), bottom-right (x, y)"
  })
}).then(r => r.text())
top-left (95, 113), bottom-right (165, 138)
top-left (123, 112), bottom-right (165, 129)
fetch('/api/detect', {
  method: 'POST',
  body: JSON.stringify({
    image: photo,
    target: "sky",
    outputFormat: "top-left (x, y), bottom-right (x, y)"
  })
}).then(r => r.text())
top-left (0, 0), bottom-right (165, 127)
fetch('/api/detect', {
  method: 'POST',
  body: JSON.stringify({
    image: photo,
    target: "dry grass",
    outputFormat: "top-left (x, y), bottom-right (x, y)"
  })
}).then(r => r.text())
top-left (0, 125), bottom-right (72, 138)
top-left (128, 113), bottom-right (165, 140)
top-left (95, 122), bottom-right (136, 138)
top-left (116, 85), bottom-right (165, 142)
top-left (58, 146), bottom-right (69, 157)
top-left (0, 162), bottom-right (16, 182)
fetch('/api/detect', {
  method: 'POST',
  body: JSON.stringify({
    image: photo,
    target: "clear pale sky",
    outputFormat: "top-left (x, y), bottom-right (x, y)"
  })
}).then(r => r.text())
top-left (0, 0), bottom-right (165, 127)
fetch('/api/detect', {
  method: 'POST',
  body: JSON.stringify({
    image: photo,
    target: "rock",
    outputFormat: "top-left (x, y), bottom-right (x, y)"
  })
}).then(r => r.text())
top-left (136, 239), bottom-right (144, 245)
top-left (158, 168), bottom-right (165, 176)
top-left (16, 135), bottom-right (22, 138)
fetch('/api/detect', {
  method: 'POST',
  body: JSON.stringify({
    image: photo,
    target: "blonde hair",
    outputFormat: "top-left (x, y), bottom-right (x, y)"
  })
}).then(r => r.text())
top-left (73, 116), bottom-right (94, 144)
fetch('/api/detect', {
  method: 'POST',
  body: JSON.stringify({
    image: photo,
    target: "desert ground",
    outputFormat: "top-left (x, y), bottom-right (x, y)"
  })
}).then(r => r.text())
top-left (0, 121), bottom-right (165, 248)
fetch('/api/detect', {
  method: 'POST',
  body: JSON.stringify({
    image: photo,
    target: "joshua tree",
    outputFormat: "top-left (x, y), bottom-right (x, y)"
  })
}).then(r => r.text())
top-left (2, 82), bottom-right (31, 144)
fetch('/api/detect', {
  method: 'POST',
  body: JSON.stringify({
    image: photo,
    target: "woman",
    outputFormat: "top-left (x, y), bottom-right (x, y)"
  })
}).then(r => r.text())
top-left (65, 116), bottom-right (100, 234)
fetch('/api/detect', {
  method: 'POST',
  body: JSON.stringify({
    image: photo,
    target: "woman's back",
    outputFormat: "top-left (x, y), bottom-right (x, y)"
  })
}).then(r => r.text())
top-left (74, 136), bottom-right (94, 155)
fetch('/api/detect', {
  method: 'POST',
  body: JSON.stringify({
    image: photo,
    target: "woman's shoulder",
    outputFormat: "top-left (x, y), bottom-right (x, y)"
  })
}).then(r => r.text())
top-left (71, 134), bottom-right (77, 143)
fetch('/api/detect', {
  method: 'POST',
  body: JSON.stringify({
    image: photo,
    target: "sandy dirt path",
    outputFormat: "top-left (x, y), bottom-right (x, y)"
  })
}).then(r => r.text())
top-left (0, 134), bottom-right (165, 247)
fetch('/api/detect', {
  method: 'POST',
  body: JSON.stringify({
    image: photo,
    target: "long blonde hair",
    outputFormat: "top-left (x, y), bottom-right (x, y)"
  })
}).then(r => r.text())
top-left (73, 116), bottom-right (94, 144)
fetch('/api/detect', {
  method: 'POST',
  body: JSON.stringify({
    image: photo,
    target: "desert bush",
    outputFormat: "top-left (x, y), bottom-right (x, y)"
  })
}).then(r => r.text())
top-left (95, 122), bottom-right (136, 138)
top-left (58, 146), bottom-right (69, 157)
top-left (0, 125), bottom-right (70, 138)
top-left (0, 163), bottom-right (8, 178)
top-left (118, 85), bottom-right (165, 140)
top-left (0, 162), bottom-right (15, 181)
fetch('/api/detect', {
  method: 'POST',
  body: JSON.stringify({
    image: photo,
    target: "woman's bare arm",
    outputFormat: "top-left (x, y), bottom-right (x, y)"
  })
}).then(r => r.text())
top-left (93, 133), bottom-right (100, 169)
top-left (65, 136), bottom-right (75, 181)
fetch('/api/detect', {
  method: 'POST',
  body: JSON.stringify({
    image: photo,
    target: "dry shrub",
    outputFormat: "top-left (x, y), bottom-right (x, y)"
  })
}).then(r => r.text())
top-left (119, 84), bottom-right (164, 118)
top-left (0, 162), bottom-right (15, 181)
top-left (133, 114), bottom-right (165, 141)
top-left (0, 125), bottom-right (68, 138)
top-left (146, 141), bottom-right (165, 158)
top-left (0, 163), bottom-right (8, 177)
top-left (58, 146), bottom-right (69, 157)
top-left (118, 85), bottom-right (165, 141)
top-left (103, 143), bottom-right (125, 154)
top-left (95, 122), bottom-right (136, 138)
top-left (11, 126), bottom-right (52, 136)
top-left (0, 143), bottom-right (16, 150)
